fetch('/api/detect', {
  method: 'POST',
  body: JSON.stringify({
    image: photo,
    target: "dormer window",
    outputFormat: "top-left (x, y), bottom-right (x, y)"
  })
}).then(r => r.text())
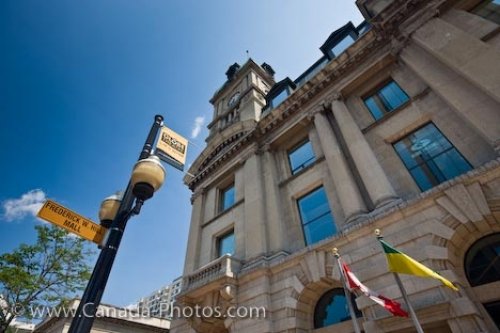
top-left (320, 22), bottom-right (358, 60)
top-left (272, 89), bottom-right (289, 108)
top-left (265, 77), bottom-right (296, 110)
top-left (330, 34), bottom-right (355, 57)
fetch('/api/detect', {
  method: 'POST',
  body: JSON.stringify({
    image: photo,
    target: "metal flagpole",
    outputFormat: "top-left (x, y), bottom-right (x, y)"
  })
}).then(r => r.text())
top-left (375, 229), bottom-right (424, 333)
top-left (332, 248), bottom-right (362, 333)
top-left (392, 273), bottom-right (425, 333)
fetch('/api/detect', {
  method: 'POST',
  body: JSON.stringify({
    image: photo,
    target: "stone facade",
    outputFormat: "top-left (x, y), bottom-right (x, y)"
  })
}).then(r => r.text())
top-left (171, 0), bottom-right (500, 332)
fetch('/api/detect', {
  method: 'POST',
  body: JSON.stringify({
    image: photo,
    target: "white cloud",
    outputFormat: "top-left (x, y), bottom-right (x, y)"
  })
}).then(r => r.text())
top-left (191, 116), bottom-right (205, 139)
top-left (2, 189), bottom-right (47, 222)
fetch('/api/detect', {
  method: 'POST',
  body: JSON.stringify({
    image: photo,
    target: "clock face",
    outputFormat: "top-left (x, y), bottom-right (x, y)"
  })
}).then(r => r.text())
top-left (228, 92), bottom-right (240, 107)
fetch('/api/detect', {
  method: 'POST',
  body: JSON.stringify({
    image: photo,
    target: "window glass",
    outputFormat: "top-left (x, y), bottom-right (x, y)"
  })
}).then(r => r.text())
top-left (471, 0), bottom-right (500, 25)
top-left (220, 184), bottom-right (235, 211)
top-left (331, 34), bottom-right (355, 56)
top-left (288, 140), bottom-right (316, 174)
top-left (484, 301), bottom-right (500, 329)
top-left (272, 89), bottom-right (289, 108)
top-left (297, 187), bottom-right (336, 245)
top-left (218, 231), bottom-right (235, 257)
top-left (314, 288), bottom-right (361, 329)
top-left (363, 96), bottom-right (384, 120)
top-left (357, 22), bottom-right (371, 35)
top-left (465, 233), bottom-right (500, 287)
top-left (364, 80), bottom-right (409, 120)
top-left (393, 123), bottom-right (472, 191)
top-left (379, 81), bottom-right (410, 110)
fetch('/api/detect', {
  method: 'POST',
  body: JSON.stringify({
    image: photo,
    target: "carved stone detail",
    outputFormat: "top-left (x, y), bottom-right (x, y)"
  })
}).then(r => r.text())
top-left (436, 182), bottom-right (491, 224)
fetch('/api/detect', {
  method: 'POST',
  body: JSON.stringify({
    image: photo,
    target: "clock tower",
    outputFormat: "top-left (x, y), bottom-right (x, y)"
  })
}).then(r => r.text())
top-left (206, 59), bottom-right (275, 141)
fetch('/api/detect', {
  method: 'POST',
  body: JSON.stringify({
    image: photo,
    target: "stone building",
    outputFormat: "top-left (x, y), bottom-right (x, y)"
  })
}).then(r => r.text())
top-left (171, 0), bottom-right (500, 332)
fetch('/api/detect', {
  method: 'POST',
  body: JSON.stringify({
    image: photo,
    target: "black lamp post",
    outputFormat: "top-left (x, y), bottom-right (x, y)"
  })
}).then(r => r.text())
top-left (68, 115), bottom-right (166, 333)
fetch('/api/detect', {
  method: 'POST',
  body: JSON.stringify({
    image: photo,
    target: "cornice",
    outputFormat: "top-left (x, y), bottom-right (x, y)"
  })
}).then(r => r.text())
top-left (187, 130), bottom-right (256, 190)
top-left (258, 29), bottom-right (384, 137)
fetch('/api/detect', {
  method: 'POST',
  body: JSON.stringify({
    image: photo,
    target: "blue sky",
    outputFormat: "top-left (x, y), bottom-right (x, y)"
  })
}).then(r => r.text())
top-left (0, 0), bottom-right (363, 307)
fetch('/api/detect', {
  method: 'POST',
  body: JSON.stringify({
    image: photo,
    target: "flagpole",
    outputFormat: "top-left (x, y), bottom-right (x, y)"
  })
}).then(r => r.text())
top-left (332, 248), bottom-right (362, 333)
top-left (392, 273), bottom-right (424, 333)
top-left (375, 230), bottom-right (424, 333)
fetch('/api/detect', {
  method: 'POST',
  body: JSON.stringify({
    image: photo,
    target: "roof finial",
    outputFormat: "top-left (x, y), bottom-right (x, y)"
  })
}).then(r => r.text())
top-left (246, 50), bottom-right (250, 59)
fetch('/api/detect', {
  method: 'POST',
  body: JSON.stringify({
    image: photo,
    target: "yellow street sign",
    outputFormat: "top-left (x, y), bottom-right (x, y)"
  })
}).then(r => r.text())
top-left (37, 200), bottom-right (107, 244)
top-left (156, 126), bottom-right (188, 171)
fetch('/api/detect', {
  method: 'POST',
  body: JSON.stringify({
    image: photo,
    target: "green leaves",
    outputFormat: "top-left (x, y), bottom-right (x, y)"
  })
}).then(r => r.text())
top-left (0, 225), bottom-right (94, 332)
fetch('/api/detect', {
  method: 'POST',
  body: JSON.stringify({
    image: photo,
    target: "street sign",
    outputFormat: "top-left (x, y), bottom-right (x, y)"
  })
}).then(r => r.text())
top-left (155, 126), bottom-right (188, 171)
top-left (37, 200), bottom-right (107, 244)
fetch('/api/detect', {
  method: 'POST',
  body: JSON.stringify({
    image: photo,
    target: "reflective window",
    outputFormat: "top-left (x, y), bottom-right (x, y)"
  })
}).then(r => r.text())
top-left (465, 233), bottom-right (500, 287)
top-left (218, 231), bottom-right (235, 257)
top-left (484, 301), bottom-right (500, 329)
top-left (364, 80), bottom-right (409, 120)
top-left (471, 0), bottom-right (500, 25)
top-left (331, 34), bottom-right (356, 56)
top-left (297, 187), bottom-right (336, 245)
top-left (288, 139), bottom-right (316, 174)
top-left (314, 288), bottom-right (361, 329)
top-left (272, 89), bottom-right (289, 108)
top-left (393, 123), bottom-right (472, 191)
top-left (220, 184), bottom-right (235, 211)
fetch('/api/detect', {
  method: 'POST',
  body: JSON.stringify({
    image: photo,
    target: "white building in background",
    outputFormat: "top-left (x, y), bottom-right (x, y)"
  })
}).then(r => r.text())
top-left (136, 277), bottom-right (183, 319)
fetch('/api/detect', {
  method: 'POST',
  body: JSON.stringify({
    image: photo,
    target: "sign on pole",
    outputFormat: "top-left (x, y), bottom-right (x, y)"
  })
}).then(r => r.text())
top-left (37, 200), bottom-right (106, 244)
top-left (155, 126), bottom-right (188, 171)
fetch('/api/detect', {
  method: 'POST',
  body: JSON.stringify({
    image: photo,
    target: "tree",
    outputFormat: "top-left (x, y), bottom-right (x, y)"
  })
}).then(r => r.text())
top-left (0, 225), bottom-right (93, 332)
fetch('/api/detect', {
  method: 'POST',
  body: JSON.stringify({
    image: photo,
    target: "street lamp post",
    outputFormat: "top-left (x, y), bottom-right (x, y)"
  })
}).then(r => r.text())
top-left (68, 115), bottom-right (166, 333)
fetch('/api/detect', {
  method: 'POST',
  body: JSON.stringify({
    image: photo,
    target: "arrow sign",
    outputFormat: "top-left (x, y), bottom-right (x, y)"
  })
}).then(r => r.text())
top-left (37, 200), bottom-right (107, 244)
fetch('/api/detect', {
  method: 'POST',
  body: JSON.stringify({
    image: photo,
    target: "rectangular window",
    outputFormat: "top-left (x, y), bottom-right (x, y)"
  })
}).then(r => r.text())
top-left (217, 231), bottom-right (235, 257)
top-left (331, 34), bottom-right (355, 57)
top-left (393, 123), bottom-right (472, 191)
top-left (471, 0), bottom-right (500, 25)
top-left (220, 183), bottom-right (235, 212)
top-left (363, 80), bottom-right (409, 120)
top-left (297, 187), bottom-right (337, 246)
top-left (288, 139), bottom-right (316, 174)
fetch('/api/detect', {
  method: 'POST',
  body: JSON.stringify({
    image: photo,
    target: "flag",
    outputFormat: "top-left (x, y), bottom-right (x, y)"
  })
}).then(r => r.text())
top-left (379, 239), bottom-right (459, 291)
top-left (340, 260), bottom-right (408, 317)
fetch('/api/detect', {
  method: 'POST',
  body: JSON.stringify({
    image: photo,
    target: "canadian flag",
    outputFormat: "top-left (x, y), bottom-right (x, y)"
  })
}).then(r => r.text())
top-left (340, 260), bottom-right (408, 317)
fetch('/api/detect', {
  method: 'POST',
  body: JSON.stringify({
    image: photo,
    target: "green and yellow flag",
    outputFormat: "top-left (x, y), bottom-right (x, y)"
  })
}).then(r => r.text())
top-left (379, 239), bottom-right (459, 291)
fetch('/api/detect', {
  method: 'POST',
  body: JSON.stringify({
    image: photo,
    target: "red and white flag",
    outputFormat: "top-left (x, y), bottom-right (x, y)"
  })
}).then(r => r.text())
top-left (340, 260), bottom-right (408, 317)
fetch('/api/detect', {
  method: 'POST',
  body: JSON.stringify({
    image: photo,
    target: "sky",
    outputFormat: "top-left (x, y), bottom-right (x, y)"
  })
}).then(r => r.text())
top-left (0, 0), bottom-right (363, 307)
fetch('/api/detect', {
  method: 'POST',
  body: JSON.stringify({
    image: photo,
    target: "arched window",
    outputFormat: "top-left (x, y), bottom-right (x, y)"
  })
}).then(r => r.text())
top-left (465, 233), bottom-right (500, 287)
top-left (313, 288), bottom-right (361, 329)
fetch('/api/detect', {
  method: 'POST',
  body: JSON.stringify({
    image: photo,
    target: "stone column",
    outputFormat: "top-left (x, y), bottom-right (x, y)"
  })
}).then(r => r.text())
top-left (243, 150), bottom-right (268, 258)
top-left (312, 109), bottom-right (366, 222)
top-left (412, 18), bottom-right (500, 105)
top-left (308, 125), bottom-right (324, 158)
top-left (330, 98), bottom-right (399, 207)
top-left (262, 147), bottom-right (286, 253)
top-left (400, 43), bottom-right (500, 151)
top-left (183, 191), bottom-right (204, 275)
